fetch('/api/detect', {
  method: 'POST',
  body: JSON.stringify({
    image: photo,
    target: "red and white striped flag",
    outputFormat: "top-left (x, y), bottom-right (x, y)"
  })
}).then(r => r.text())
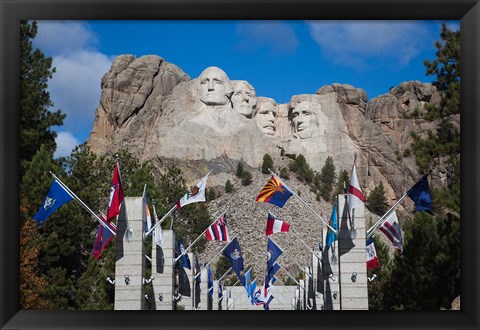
top-left (379, 210), bottom-right (403, 254)
top-left (366, 238), bottom-right (378, 269)
top-left (265, 213), bottom-right (290, 236)
top-left (347, 162), bottom-right (366, 213)
top-left (206, 214), bottom-right (229, 241)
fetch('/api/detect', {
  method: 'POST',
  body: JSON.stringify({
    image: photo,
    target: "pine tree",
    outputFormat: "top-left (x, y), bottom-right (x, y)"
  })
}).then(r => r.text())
top-left (235, 162), bottom-right (244, 177)
top-left (366, 182), bottom-right (389, 216)
top-left (241, 170), bottom-right (253, 186)
top-left (20, 20), bottom-right (65, 173)
top-left (318, 156), bottom-right (336, 201)
top-left (367, 235), bottom-right (393, 310)
top-left (225, 179), bottom-right (234, 193)
top-left (261, 153), bottom-right (274, 174)
top-left (334, 169), bottom-right (350, 197)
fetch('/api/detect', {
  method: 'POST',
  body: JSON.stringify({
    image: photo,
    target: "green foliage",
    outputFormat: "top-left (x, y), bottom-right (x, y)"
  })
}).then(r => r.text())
top-left (279, 167), bottom-right (289, 180)
top-left (235, 162), bottom-right (244, 177)
top-left (241, 170), bottom-right (253, 186)
top-left (225, 179), bottom-right (234, 193)
top-left (206, 187), bottom-right (217, 201)
top-left (284, 153), bottom-right (297, 160)
top-left (20, 21), bottom-right (65, 174)
top-left (334, 169), bottom-right (350, 197)
top-left (423, 23), bottom-right (460, 119)
top-left (317, 156), bottom-right (336, 202)
top-left (384, 212), bottom-right (460, 310)
top-left (367, 235), bottom-right (393, 310)
top-left (261, 153), bottom-right (274, 174)
top-left (366, 182), bottom-right (389, 216)
top-left (289, 154), bottom-right (314, 183)
top-left (215, 255), bottom-right (232, 279)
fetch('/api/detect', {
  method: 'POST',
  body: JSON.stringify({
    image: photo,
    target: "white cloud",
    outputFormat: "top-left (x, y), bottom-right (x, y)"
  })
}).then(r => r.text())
top-left (54, 131), bottom-right (81, 158)
top-left (34, 21), bottom-right (114, 144)
top-left (235, 21), bottom-right (299, 55)
top-left (35, 21), bottom-right (98, 55)
top-left (307, 21), bottom-right (435, 69)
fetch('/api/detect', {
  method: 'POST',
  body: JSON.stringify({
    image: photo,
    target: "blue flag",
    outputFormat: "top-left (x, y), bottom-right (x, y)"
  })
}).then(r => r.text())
top-left (249, 278), bottom-right (257, 304)
top-left (177, 239), bottom-right (191, 270)
top-left (266, 237), bottom-right (283, 272)
top-left (324, 203), bottom-right (338, 250)
top-left (207, 264), bottom-right (213, 297)
top-left (407, 176), bottom-right (432, 213)
top-left (264, 295), bottom-right (274, 310)
top-left (265, 262), bottom-right (280, 287)
top-left (222, 237), bottom-right (245, 285)
top-left (244, 269), bottom-right (251, 294)
top-left (33, 179), bottom-right (73, 224)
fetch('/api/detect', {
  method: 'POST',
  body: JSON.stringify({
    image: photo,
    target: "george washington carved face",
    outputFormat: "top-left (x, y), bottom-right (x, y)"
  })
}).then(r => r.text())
top-left (198, 66), bottom-right (233, 106)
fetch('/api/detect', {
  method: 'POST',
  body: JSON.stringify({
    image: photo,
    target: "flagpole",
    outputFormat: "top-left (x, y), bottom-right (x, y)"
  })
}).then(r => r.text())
top-left (282, 247), bottom-right (312, 279)
top-left (275, 277), bottom-right (301, 310)
top-left (50, 171), bottom-right (116, 236)
top-left (268, 169), bottom-right (337, 234)
top-left (174, 210), bottom-right (226, 263)
top-left (278, 263), bottom-right (303, 289)
top-left (366, 194), bottom-right (408, 239)
top-left (194, 236), bottom-right (237, 280)
top-left (145, 170), bottom-right (213, 237)
top-left (145, 204), bottom-right (176, 237)
top-left (289, 230), bottom-right (322, 261)
top-left (208, 267), bottom-right (233, 294)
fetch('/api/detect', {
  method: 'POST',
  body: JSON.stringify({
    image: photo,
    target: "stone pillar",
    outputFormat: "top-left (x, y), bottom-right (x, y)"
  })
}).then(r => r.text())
top-left (299, 279), bottom-right (305, 310)
top-left (151, 230), bottom-right (175, 310)
top-left (114, 197), bottom-right (146, 310)
top-left (311, 249), bottom-right (323, 310)
top-left (212, 280), bottom-right (219, 310)
top-left (337, 194), bottom-right (368, 310)
top-left (195, 266), bottom-right (209, 310)
top-left (322, 225), bottom-right (341, 310)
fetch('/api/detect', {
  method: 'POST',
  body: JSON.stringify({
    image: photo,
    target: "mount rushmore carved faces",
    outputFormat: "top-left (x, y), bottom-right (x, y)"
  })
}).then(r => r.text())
top-left (290, 100), bottom-right (321, 139)
top-left (198, 66), bottom-right (233, 106)
top-left (231, 81), bottom-right (256, 118)
top-left (254, 98), bottom-right (277, 136)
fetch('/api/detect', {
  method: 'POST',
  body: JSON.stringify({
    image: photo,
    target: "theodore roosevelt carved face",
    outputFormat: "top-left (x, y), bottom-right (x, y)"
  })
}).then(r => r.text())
top-left (198, 66), bottom-right (233, 106)
top-left (254, 99), bottom-right (277, 136)
top-left (231, 81), bottom-right (256, 118)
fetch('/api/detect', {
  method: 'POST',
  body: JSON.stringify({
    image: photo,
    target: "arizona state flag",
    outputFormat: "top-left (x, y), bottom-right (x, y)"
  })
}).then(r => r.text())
top-left (256, 176), bottom-right (293, 208)
top-left (106, 162), bottom-right (124, 222)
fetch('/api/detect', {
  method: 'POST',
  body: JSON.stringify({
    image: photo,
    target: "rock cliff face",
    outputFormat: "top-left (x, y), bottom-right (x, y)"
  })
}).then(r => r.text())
top-left (87, 55), bottom-right (446, 202)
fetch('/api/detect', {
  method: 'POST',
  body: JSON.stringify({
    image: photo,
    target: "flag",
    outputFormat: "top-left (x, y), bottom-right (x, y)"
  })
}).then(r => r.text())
top-left (263, 295), bottom-right (274, 310)
top-left (249, 278), bottom-right (257, 304)
top-left (256, 176), bottom-right (293, 208)
top-left (222, 237), bottom-right (245, 285)
top-left (194, 254), bottom-right (201, 284)
top-left (253, 286), bottom-right (272, 307)
top-left (91, 216), bottom-right (116, 259)
top-left (176, 173), bottom-right (209, 209)
top-left (208, 265), bottom-right (213, 297)
top-left (244, 269), bottom-right (251, 294)
top-left (33, 179), bottom-right (73, 224)
top-left (366, 238), bottom-right (378, 269)
top-left (106, 162), bottom-right (124, 222)
top-left (177, 239), bottom-right (191, 270)
top-left (265, 262), bottom-right (280, 293)
top-left (152, 204), bottom-right (163, 247)
top-left (265, 213), bottom-right (290, 236)
top-left (142, 186), bottom-right (152, 233)
top-left (347, 162), bottom-right (366, 212)
top-left (407, 176), bottom-right (432, 213)
top-left (379, 211), bottom-right (403, 254)
top-left (206, 214), bottom-right (229, 241)
top-left (194, 255), bottom-right (201, 308)
top-left (266, 237), bottom-right (283, 272)
top-left (324, 203), bottom-right (338, 250)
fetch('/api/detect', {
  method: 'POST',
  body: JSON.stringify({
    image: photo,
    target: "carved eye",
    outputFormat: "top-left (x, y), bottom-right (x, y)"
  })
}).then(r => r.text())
top-left (201, 79), bottom-right (208, 85)
top-left (214, 79), bottom-right (222, 84)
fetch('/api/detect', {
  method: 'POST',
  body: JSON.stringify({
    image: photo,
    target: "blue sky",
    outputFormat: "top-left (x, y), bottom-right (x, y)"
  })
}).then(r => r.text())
top-left (33, 20), bottom-right (459, 158)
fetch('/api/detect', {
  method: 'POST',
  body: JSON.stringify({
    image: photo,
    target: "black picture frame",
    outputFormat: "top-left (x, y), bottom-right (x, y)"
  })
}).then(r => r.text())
top-left (1, 0), bottom-right (478, 329)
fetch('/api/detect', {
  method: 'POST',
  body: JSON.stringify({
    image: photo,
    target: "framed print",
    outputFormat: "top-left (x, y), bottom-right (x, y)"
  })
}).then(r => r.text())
top-left (1, 0), bottom-right (479, 329)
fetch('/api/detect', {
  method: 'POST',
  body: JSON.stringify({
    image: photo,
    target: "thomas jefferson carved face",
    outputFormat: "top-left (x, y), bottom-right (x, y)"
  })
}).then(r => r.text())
top-left (291, 101), bottom-right (319, 139)
top-left (232, 81), bottom-right (256, 117)
top-left (198, 67), bottom-right (233, 106)
top-left (255, 101), bottom-right (277, 136)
